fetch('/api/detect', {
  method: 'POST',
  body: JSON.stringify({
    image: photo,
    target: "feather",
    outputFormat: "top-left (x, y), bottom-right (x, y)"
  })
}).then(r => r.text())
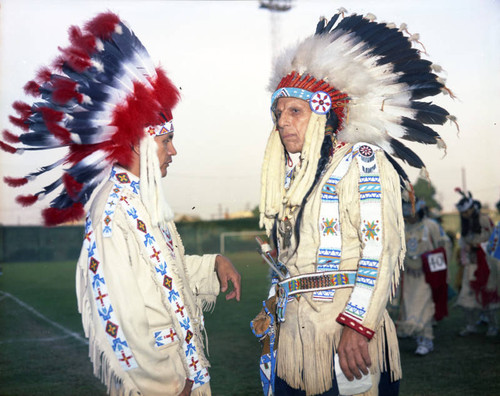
top-left (12, 101), bottom-right (32, 117)
top-left (45, 122), bottom-right (72, 143)
top-left (383, 152), bottom-right (409, 183)
top-left (50, 76), bottom-right (81, 104)
top-left (8, 115), bottom-right (29, 131)
top-left (399, 117), bottom-right (439, 144)
top-left (23, 80), bottom-right (41, 96)
top-left (59, 46), bottom-right (92, 73)
top-left (68, 25), bottom-right (96, 54)
top-left (4, 176), bottom-right (29, 187)
top-left (63, 172), bottom-right (83, 199)
top-left (319, 13), bottom-right (340, 35)
top-left (16, 194), bottom-right (39, 206)
top-left (411, 102), bottom-right (449, 125)
top-left (84, 12), bottom-right (120, 40)
top-left (18, 131), bottom-right (59, 147)
top-left (36, 67), bottom-right (53, 83)
top-left (42, 202), bottom-right (85, 227)
top-left (0, 141), bottom-right (17, 153)
top-left (38, 106), bottom-right (64, 123)
top-left (2, 129), bottom-right (20, 143)
top-left (28, 158), bottom-right (66, 177)
top-left (389, 138), bottom-right (425, 168)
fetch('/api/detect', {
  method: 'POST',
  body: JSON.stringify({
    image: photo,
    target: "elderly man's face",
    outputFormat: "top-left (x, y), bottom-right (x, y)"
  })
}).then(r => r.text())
top-left (275, 97), bottom-right (312, 153)
top-left (154, 132), bottom-right (177, 178)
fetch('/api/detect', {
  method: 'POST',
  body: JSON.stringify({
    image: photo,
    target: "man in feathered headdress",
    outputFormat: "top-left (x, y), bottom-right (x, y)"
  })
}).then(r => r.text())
top-left (252, 8), bottom-right (455, 396)
top-left (1, 12), bottom-right (240, 396)
top-left (455, 189), bottom-right (498, 337)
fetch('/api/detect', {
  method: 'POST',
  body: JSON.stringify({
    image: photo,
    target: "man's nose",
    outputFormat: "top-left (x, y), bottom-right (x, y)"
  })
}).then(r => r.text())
top-left (277, 112), bottom-right (289, 129)
top-left (168, 142), bottom-right (177, 156)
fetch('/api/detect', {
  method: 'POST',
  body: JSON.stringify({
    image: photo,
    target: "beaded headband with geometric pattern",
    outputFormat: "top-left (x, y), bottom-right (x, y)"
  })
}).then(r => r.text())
top-left (1, 12), bottom-right (179, 226)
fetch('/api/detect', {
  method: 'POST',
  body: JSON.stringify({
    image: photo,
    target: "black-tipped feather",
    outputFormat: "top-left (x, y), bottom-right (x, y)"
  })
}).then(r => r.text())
top-left (411, 102), bottom-right (449, 125)
top-left (399, 117), bottom-right (439, 144)
top-left (323, 13), bottom-right (340, 34)
top-left (389, 138), bottom-right (425, 168)
top-left (384, 151), bottom-right (410, 185)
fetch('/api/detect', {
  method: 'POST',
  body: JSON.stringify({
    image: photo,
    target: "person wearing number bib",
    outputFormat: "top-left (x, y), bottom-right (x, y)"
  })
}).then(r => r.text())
top-left (0, 12), bottom-right (241, 395)
top-left (252, 8), bottom-right (455, 396)
top-left (456, 190), bottom-right (499, 337)
top-left (397, 200), bottom-right (451, 355)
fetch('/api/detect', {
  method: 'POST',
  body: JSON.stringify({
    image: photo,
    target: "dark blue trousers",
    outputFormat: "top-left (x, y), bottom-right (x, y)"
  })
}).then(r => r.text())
top-left (275, 371), bottom-right (399, 396)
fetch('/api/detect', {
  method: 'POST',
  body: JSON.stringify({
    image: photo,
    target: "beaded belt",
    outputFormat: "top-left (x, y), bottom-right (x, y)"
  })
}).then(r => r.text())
top-left (276, 271), bottom-right (357, 322)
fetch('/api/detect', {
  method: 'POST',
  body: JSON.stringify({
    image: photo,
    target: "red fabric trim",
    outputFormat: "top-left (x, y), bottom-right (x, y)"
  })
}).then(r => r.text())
top-left (336, 313), bottom-right (375, 340)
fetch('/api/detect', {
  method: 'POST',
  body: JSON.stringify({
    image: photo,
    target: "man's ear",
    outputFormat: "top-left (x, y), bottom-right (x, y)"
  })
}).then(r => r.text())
top-left (131, 144), bottom-right (140, 156)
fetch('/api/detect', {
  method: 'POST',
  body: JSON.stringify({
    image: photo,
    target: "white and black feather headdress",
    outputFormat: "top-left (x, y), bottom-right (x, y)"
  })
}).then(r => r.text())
top-left (269, 9), bottom-right (457, 184)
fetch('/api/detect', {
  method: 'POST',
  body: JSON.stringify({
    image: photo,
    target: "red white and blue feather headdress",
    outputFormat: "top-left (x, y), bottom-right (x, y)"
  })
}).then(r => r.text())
top-left (269, 8), bottom-right (457, 184)
top-left (1, 12), bottom-right (179, 226)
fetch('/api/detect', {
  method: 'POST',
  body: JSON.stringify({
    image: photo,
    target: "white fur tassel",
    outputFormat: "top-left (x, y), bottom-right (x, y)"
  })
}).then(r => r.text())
top-left (139, 136), bottom-right (174, 227)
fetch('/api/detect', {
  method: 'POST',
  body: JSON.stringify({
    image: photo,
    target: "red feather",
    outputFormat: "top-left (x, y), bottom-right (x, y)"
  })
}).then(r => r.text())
top-left (42, 202), bottom-right (85, 227)
top-left (60, 46), bottom-right (92, 73)
top-left (51, 77), bottom-right (79, 105)
top-left (2, 130), bottom-right (20, 143)
top-left (84, 12), bottom-right (120, 40)
top-left (36, 67), bottom-right (52, 83)
top-left (0, 141), bottom-right (17, 154)
top-left (68, 25), bottom-right (96, 53)
top-left (67, 142), bottom-right (108, 165)
top-left (4, 176), bottom-right (29, 187)
top-left (39, 107), bottom-right (64, 123)
top-left (8, 115), bottom-right (29, 131)
top-left (110, 82), bottom-right (158, 165)
top-left (16, 194), bottom-right (38, 206)
top-left (24, 80), bottom-right (41, 96)
top-left (12, 101), bottom-right (32, 117)
top-left (46, 122), bottom-right (71, 143)
top-left (52, 55), bottom-right (65, 72)
top-left (151, 68), bottom-right (180, 120)
top-left (63, 173), bottom-right (83, 200)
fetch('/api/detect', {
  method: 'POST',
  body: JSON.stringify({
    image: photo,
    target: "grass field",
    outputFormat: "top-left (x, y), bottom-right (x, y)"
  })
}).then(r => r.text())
top-left (1, 252), bottom-right (499, 396)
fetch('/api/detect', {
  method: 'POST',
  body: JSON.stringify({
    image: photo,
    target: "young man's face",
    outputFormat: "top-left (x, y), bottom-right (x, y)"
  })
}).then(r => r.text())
top-left (274, 97), bottom-right (312, 154)
top-left (154, 132), bottom-right (177, 178)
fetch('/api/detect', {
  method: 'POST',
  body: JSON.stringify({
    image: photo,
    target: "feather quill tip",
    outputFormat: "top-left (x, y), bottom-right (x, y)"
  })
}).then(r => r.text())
top-left (365, 13), bottom-right (376, 21)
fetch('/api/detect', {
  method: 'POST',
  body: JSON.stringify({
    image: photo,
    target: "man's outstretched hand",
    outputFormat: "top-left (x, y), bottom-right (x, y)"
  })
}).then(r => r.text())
top-left (215, 255), bottom-right (241, 301)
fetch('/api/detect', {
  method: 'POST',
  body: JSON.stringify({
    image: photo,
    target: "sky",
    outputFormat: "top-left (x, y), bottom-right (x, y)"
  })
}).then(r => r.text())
top-left (0, 0), bottom-right (499, 225)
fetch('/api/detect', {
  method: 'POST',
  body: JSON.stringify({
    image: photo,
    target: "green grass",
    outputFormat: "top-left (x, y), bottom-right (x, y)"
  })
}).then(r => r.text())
top-left (1, 254), bottom-right (500, 396)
